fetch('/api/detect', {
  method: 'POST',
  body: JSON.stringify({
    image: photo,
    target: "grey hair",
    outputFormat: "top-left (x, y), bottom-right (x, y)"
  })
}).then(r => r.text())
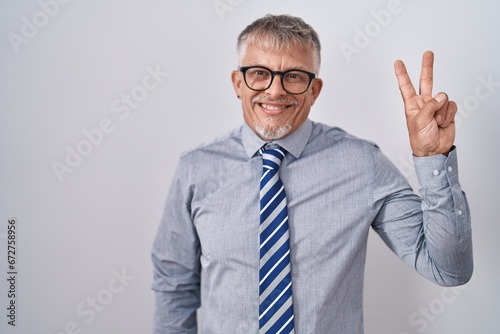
top-left (236, 14), bottom-right (321, 73)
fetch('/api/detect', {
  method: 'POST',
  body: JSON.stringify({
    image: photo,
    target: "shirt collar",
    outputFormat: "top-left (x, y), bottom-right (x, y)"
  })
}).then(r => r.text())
top-left (241, 119), bottom-right (313, 159)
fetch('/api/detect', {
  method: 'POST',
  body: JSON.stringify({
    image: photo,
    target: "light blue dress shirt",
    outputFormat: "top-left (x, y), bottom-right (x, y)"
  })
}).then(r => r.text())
top-left (151, 119), bottom-right (473, 333)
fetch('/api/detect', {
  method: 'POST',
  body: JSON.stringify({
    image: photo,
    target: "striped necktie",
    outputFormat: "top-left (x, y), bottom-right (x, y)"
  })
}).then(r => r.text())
top-left (258, 146), bottom-right (295, 334)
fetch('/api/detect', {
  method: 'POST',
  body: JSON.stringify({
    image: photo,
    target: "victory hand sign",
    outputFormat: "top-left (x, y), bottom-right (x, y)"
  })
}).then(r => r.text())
top-left (395, 51), bottom-right (457, 157)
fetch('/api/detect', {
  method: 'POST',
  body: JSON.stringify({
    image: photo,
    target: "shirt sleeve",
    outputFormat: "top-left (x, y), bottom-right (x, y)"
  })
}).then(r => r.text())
top-left (151, 158), bottom-right (200, 334)
top-left (371, 146), bottom-right (473, 286)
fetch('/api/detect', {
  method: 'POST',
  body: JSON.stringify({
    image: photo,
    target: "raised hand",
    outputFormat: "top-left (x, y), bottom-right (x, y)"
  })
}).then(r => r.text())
top-left (394, 51), bottom-right (457, 157)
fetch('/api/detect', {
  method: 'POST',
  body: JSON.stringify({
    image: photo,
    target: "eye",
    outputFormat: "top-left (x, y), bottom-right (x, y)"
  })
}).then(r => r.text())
top-left (285, 71), bottom-right (307, 82)
top-left (250, 69), bottom-right (269, 77)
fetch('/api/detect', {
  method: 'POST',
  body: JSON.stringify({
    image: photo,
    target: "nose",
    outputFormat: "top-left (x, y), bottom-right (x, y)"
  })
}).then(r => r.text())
top-left (266, 74), bottom-right (287, 97)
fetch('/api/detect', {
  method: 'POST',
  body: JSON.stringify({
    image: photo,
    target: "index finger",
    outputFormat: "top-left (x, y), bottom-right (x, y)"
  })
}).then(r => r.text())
top-left (394, 59), bottom-right (416, 102)
top-left (419, 50), bottom-right (434, 97)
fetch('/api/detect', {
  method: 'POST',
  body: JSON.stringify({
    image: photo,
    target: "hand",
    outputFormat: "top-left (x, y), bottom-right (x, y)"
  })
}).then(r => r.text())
top-left (394, 51), bottom-right (457, 157)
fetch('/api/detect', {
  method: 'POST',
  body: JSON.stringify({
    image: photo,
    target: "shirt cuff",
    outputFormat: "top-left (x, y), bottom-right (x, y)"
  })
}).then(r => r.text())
top-left (413, 146), bottom-right (459, 188)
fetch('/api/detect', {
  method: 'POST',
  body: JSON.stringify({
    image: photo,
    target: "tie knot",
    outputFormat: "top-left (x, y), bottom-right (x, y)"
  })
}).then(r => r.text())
top-left (260, 147), bottom-right (286, 170)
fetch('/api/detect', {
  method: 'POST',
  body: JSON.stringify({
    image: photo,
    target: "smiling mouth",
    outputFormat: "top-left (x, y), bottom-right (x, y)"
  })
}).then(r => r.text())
top-left (251, 96), bottom-right (298, 115)
top-left (259, 103), bottom-right (291, 112)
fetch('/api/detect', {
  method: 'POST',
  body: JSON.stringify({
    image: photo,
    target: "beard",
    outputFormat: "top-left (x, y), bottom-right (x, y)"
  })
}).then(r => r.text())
top-left (253, 117), bottom-right (293, 140)
top-left (251, 95), bottom-right (297, 140)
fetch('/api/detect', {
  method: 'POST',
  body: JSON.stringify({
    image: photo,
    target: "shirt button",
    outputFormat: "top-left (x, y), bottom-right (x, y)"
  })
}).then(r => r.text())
top-left (433, 169), bottom-right (440, 176)
top-left (457, 210), bottom-right (464, 216)
top-left (448, 166), bottom-right (453, 173)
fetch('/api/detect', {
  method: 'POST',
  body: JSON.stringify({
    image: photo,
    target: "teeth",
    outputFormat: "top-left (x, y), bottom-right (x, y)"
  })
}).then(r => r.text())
top-left (261, 104), bottom-right (287, 110)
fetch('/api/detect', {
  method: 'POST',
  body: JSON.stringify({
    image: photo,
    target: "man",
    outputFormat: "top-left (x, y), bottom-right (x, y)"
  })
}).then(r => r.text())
top-left (151, 14), bottom-right (473, 333)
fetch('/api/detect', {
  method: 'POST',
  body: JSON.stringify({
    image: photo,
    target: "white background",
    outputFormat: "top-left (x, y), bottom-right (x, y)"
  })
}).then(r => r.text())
top-left (1, 1), bottom-right (499, 333)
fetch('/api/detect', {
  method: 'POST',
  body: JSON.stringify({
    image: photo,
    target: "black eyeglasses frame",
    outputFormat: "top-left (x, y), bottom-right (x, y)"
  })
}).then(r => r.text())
top-left (238, 65), bottom-right (317, 95)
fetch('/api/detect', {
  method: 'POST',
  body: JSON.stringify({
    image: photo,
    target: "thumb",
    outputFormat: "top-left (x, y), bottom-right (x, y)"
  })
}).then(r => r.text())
top-left (419, 92), bottom-right (449, 123)
top-left (434, 92), bottom-right (448, 105)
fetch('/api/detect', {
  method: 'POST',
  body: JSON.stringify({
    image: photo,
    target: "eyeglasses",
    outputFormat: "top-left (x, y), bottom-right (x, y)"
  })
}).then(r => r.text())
top-left (238, 66), bottom-right (316, 95)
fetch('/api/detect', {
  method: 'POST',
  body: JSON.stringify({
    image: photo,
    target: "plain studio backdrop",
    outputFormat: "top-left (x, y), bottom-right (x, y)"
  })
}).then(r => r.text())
top-left (0, 1), bottom-right (498, 333)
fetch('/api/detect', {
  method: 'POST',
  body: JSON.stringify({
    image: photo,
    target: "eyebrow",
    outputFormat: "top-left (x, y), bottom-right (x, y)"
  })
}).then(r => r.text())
top-left (246, 64), bottom-right (309, 71)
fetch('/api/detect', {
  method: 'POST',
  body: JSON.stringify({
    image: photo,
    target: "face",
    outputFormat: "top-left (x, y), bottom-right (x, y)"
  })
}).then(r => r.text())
top-left (231, 42), bottom-right (323, 141)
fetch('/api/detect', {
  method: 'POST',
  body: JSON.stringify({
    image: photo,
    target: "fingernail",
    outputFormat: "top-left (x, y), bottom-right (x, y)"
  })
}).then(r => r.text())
top-left (435, 93), bottom-right (446, 103)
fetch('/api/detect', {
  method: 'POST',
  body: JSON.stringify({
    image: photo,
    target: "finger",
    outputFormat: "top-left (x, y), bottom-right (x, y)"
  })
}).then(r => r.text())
top-left (440, 100), bottom-right (457, 128)
top-left (419, 51), bottom-right (434, 97)
top-left (394, 59), bottom-right (417, 102)
top-left (419, 92), bottom-right (448, 122)
top-left (434, 94), bottom-right (448, 126)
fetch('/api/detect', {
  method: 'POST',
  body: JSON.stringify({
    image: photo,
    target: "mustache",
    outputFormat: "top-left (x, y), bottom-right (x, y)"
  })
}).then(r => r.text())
top-left (251, 95), bottom-right (298, 107)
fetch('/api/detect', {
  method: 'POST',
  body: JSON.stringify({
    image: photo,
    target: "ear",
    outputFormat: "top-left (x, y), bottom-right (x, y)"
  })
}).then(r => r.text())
top-left (309, 78), bottom-right (323, 106)
top-left (231, 70), bottom-right (244, 98)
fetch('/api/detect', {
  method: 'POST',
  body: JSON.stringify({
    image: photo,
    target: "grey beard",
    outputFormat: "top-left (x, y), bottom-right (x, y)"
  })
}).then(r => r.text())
top-left (253, 120), bottom-right (293, 140)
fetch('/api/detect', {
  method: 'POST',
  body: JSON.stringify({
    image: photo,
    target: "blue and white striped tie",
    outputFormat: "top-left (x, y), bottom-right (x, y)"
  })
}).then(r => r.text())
top-left (259, 147), bottom-right (295, 334)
